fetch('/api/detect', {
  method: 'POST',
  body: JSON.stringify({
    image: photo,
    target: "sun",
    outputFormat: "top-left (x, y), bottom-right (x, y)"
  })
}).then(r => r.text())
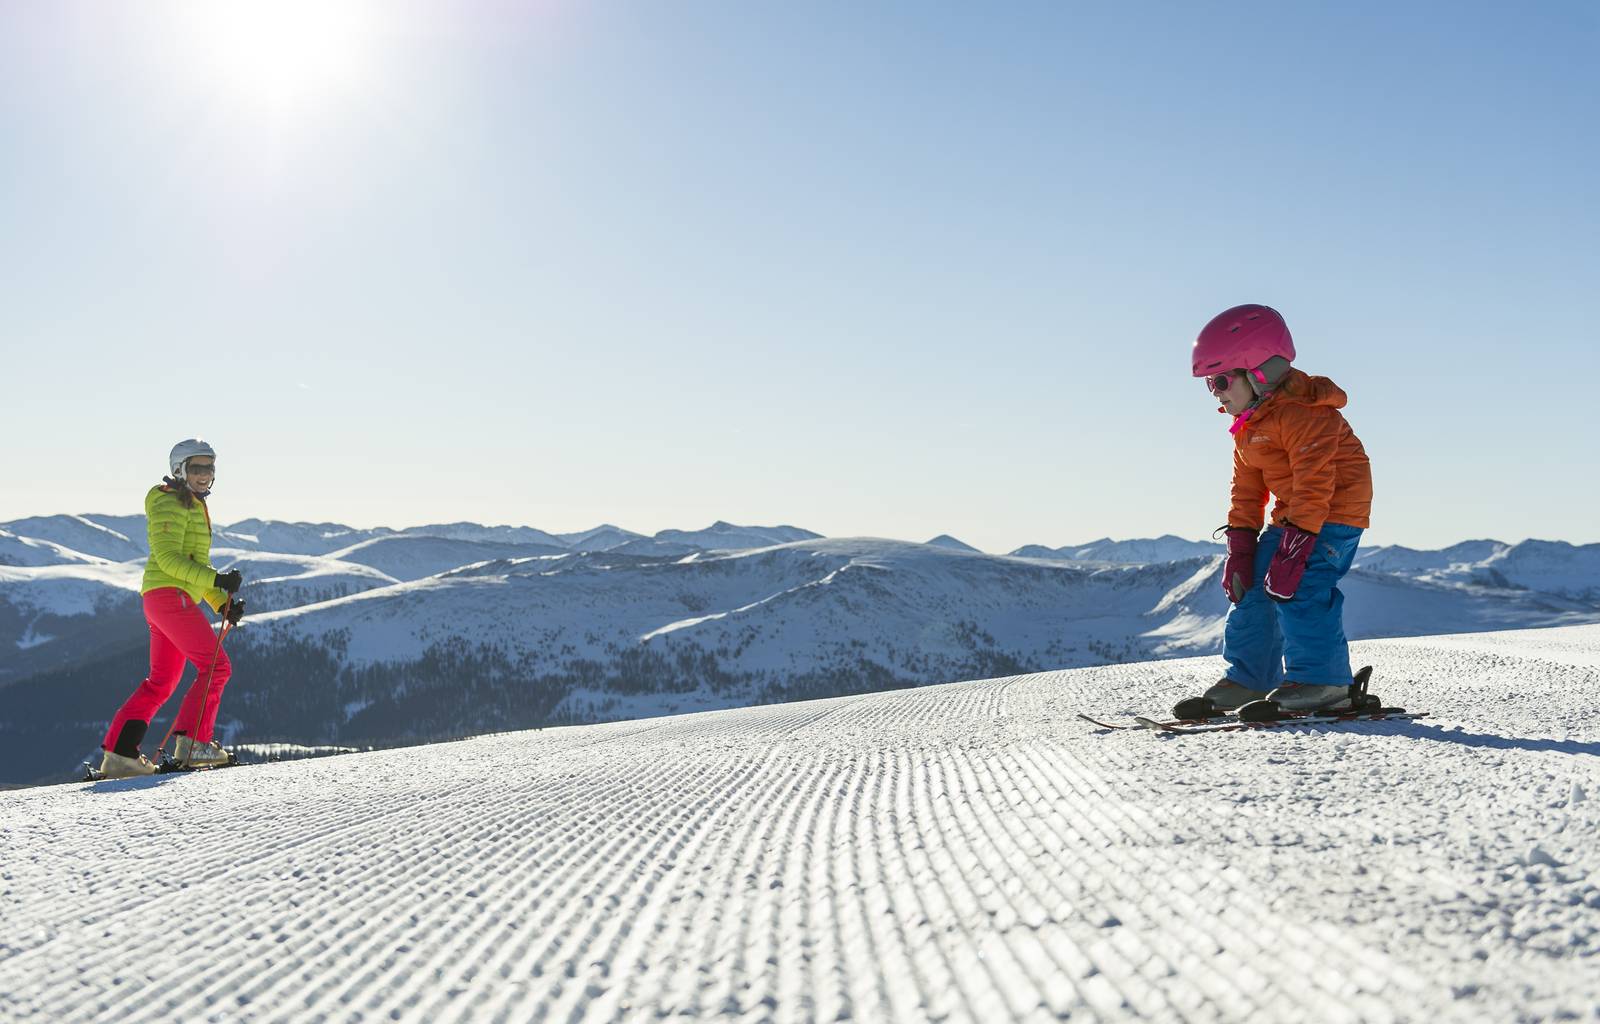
top-left (172, 0), bottom-right (384, 116)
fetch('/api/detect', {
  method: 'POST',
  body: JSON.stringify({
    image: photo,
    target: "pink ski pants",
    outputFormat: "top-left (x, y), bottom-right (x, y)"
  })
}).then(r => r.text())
top-left (103, 587), bottom-right (232, 748)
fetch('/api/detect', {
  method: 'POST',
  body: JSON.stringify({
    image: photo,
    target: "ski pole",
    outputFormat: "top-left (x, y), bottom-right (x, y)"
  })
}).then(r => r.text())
top-left (157, 597), bottom-right (234, 766)
top-left (188, 612), bottom-right (235, 768)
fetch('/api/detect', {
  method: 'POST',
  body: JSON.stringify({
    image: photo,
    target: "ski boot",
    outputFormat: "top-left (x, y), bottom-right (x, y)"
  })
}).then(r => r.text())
top-left (96, 749), bottom-right (159, 779)
top-left (1238, 666), bottom-right (1381, 723)
top-left (168, 735), bottom-right (234, 770)
top-left (1265, 682), bottom-right (1353, 712)
top-left (1172, 679), bottom-right (1267, 720)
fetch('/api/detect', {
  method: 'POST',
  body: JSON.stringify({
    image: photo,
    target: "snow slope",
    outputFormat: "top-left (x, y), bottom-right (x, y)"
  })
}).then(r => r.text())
top-left (400, 522), bottom-right (571, 549)
top-left (215, 519), bottom-right (397, 556)
top-left (6, 537), bottom-right (1598, 756)
top-left (0, 515), bottom-right (823, 566)
top-left (655, 521), bottom-right (823, 550)
top-left (0, 514), bottom-right (145, 562)
top-left (245, 539), bottom-right (1599, 687)
top-left (3, 624), bottom-right (1597, 1022)
top-left (558, 523), bottom-right (647, 550)
top-left (1451, 541), bottom-right (1600, 602)
top-left (0, 561), bottom-right (144, 616)
top-left (1357, 540), bottom-right (1600, 602)
top-left (325, 535), bottom-right (567, 582)
top-left (1355, 540), bottom-right (1509, 573)
top-left (211, 549), bottom-right (403, 610)
top-left (0, 528), bottom-right (110, 567)
top-left (0, 563), bottom-right (146, 682)
top-left (1010, 535), bottom-right (1225, 563)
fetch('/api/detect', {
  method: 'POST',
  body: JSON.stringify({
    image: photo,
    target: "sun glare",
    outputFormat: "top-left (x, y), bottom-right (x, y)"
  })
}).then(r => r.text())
top-left (173, 0), bottom-right (384, 116)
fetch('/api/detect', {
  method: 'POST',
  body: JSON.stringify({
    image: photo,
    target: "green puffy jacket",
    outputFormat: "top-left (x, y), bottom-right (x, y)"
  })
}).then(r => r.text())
top-left (141, 485), bottom-right (229, 612)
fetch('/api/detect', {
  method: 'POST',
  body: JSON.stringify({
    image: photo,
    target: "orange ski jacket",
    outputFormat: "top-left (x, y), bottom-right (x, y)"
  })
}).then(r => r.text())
top-left (1228, 370), bottom-right (1372, 535)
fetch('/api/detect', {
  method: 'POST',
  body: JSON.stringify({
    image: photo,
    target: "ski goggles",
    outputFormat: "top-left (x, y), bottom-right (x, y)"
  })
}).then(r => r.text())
top-left (186, 461), bottom-right (216, 475)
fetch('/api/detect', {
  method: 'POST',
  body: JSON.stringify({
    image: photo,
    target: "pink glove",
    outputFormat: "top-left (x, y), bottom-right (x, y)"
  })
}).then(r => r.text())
top-left (1264, 524), bottom-right (1317, 602)
top-left (1221, 527), bottom-right (1258, 603)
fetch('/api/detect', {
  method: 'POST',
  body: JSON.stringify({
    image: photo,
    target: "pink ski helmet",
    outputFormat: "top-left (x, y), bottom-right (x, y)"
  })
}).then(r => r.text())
top-left (1191, 304), bottom-right (1295, 378)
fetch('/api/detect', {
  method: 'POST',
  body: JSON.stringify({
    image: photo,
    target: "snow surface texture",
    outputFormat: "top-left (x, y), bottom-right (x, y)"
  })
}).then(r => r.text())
top-left (4, 625), bottom-right (1597, 1023)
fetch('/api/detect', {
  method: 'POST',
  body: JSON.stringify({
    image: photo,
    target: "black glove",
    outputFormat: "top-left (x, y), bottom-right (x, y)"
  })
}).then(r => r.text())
top-left (225, 598), bottom-right (247, 626)
top-left (214, 569), bottom-right (243, 594)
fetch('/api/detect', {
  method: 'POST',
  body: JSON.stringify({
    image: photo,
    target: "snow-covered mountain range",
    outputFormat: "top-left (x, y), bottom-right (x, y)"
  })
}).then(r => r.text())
top-left (5, 624), bottom-right (1598, 1021)
top-left (4, 511), bottom-right (1599, 787)
top-left (1010, 534), bottom-right (1227, 563)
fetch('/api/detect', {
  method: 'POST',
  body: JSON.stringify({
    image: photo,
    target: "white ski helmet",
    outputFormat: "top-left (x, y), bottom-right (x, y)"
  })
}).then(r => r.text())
top-left (169, 438), bottom-right (216, 479)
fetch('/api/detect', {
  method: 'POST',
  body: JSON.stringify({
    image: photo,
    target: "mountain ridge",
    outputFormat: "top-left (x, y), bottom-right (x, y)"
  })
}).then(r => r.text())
top-left (5, 513), bottom-right (1599, 789)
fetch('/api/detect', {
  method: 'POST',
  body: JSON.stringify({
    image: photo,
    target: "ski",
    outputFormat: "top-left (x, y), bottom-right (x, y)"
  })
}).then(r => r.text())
top-left (1075, 713), bottom-right (1153, 731)
top-left (1075, 707), bottom-right (1409, 732)
top-left (1132, 708), bottom-right (1429, 734)
top-left (82, 749), bottom-right (240, 782)
top-left (1077, 703), bottom-right (1248, 731)
top-left (157, 749), bottom-right (240, 773)
top-left (1079, 665), bottom-right (1406, 733)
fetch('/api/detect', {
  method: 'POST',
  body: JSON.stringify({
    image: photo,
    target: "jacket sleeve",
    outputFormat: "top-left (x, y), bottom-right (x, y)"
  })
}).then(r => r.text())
top-left (1278, 405), bottom-right (1344, 534)
top-left (146, 493), bottom-right (218, 592)
top-left (201, 586), bottom-right (230, 613)
top-left (1228, 448), bottom-right (1269, 531)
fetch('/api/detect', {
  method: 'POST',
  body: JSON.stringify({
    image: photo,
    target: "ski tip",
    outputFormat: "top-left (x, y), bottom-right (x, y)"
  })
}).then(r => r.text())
top-left (1076, 713), bottom-right (1126, 730)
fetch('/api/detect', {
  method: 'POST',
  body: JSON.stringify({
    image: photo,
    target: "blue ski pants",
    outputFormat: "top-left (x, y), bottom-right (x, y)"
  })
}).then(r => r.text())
top-left (1223, 522), bottom-right (1364, 690)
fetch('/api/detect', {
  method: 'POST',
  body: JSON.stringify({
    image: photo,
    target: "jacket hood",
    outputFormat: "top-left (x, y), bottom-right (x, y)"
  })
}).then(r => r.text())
top-left (1274, 369), bottom-right (1347, 410)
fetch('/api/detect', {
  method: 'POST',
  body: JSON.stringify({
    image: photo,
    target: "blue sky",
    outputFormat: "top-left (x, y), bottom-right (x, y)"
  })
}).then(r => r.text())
top-left (2, 1), bottom-right (1595, 551)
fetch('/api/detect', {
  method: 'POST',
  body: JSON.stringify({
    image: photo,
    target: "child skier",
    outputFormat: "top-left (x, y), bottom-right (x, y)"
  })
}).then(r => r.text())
top-left (98, 439), bottom-right (246, 778)
top-left (1189, 304), bottom-right (1373, 714)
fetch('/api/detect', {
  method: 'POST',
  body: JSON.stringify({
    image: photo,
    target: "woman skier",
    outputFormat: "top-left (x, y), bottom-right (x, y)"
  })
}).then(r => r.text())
top-left (98, 439), bottom-right (246, 778)
top-left (1189, 304), bottom-right (1373, 715)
